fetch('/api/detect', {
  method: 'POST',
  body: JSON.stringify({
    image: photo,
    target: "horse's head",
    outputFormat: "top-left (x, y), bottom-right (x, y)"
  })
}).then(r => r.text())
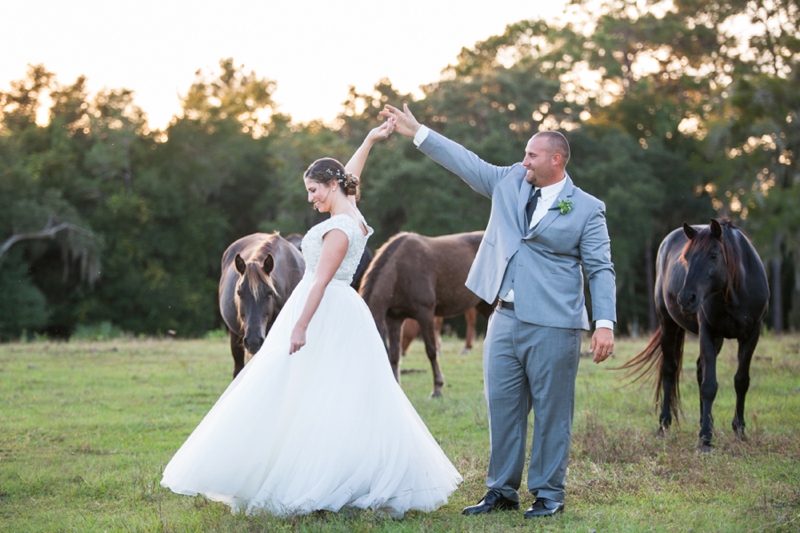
top-left (678, 219), bottom-right (740, 315)
top-left (234, 253), bottom-right (280, 355)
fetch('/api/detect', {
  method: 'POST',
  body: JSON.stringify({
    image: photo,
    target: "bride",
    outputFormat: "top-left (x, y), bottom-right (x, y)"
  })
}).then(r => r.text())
top-left (161, 118), bottom-right (462, 518)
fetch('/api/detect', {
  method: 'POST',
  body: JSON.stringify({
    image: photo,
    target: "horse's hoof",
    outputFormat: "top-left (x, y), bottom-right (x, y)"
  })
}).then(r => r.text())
top-left (430, 390), bottom-right (443, 399)
top-left (734, 430), bottom-right (748, 441)
top-left (656, 426), bottom-right (669, 438)
top-left (459, 349), bottom-right (470, 355)
top-left (697, 443), bottom-right (714, 453)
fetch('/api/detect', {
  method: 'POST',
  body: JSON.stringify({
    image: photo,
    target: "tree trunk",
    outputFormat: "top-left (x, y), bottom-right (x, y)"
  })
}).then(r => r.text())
top-left (645, 236), bottom-right (657, 333)
top-left (791, 254), bottom-right (800, 332)
top-left (771, 234), bottom-right (783, 335)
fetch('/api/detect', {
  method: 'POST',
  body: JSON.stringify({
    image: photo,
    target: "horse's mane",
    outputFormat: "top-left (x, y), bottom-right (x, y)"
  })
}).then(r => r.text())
top-left (681, 219), bottom-right (741, 292)
top-left (359, 232), bottom-right (414, 298)
top-left (242, 234), bottom-right (281, 301)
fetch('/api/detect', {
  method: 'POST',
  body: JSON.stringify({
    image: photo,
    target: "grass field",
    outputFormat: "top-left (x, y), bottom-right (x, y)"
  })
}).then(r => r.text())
top-left (1, 333), bottom-right (799, 532)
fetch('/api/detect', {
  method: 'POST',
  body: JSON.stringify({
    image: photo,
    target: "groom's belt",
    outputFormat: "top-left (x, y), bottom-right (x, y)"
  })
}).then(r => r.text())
top-left (497, 300), bottom-right (515, 311)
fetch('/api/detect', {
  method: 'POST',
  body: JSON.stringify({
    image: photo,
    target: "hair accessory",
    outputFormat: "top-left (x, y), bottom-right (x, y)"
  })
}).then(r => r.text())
top-left (325, 168), bottom-right (346, 177)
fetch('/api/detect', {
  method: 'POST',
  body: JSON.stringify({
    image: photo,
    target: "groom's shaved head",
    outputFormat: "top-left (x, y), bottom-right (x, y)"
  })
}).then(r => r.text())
top-left (533, 131), bottom-right (570, 166)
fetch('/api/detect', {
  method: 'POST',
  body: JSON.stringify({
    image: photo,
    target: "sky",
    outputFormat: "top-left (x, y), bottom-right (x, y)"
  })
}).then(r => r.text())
top-left (2, 0), bottom-right (569, 130)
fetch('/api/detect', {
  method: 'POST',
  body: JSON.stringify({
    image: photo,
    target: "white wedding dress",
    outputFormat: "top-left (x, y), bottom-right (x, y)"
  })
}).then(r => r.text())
top-left (161, 214), bottom-right (462, 517)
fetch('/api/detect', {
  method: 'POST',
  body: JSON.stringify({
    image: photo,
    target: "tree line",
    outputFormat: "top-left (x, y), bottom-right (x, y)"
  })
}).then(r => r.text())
top-left (1, 0), bottom-right (797, 340)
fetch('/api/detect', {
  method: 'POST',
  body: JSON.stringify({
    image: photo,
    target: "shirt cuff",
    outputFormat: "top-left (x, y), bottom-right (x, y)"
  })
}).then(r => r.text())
top-left (413, 125), bottom-right (430, 147)
top-left (595, 320), bottom-right (614, 330)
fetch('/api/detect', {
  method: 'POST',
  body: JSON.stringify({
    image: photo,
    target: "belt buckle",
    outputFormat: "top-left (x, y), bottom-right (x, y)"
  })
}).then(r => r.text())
top-left (498, 299), bottom-right (515, 311)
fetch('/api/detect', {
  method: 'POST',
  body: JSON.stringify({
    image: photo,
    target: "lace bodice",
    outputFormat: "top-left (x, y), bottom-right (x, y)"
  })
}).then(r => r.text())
top-left (300, 214), bottom-right (373, 284)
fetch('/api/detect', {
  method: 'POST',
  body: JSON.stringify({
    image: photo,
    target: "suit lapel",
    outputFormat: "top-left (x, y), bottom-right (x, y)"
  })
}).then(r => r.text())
top-left (527, 175), bottom-right (575, 239)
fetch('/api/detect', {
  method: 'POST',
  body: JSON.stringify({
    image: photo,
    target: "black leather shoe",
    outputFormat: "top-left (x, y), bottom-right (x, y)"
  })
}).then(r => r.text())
top-left (523, 497), bottom-right (565, 518)
top-left (462, 489), bottom-right (520, 515)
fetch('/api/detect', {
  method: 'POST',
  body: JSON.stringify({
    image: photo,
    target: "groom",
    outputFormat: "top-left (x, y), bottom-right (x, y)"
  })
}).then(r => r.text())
top-left (381, 104), bottom-right (616, 518)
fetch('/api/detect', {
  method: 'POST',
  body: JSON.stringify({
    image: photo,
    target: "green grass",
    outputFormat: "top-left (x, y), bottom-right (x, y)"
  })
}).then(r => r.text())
top-left (1, 334), bottom-right (799, 532)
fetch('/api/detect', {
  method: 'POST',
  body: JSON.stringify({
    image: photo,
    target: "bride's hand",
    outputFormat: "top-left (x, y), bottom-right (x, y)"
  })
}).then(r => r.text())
top-left (365, 117), bottom-right (395, 143)
top-left (289, 324), bottom-right (307, 354)
top-left (379, 104), bottom-right (420, 138)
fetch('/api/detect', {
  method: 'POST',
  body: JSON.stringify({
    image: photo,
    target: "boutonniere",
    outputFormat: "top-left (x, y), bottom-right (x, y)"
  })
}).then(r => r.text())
top-left (557, 199), bottom-right (574, 215)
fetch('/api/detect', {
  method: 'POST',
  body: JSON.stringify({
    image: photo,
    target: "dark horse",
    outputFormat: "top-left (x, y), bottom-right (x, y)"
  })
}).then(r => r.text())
top-left (286, 232), bottom-right (373, 291)
top-left (360, 231), bottom-right (493, 397)
top-left (621, 219), bottom-right (769, 449)
top-left (219, 233), bottom-right (305, 378)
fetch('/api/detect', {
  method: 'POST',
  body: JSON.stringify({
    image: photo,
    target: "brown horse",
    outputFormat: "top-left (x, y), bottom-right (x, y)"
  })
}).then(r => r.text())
top-left (401, 307), bottom-right (479, 355)
top-left (219, 233), bottom-right (305, 378)
top-left (284, 233), bottom-right (303, 250)
top-left (360, 231), bottom-right (492, 397)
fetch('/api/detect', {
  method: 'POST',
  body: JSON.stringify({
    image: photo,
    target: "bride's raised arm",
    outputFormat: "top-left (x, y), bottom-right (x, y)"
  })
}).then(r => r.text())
top-left (343, 118), bottom-right (395, 206)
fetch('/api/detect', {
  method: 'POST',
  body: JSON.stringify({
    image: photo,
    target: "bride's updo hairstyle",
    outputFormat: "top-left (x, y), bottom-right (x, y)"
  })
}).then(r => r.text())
top-left (304, 158), bottom-right (361, 200)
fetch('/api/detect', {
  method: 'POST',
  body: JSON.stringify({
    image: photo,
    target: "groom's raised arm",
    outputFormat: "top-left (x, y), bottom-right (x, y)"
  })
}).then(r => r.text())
top-left (381, 104), bottom-right (511, 198)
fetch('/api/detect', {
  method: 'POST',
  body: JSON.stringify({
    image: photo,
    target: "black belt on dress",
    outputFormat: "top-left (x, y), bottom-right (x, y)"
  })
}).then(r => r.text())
top-left (497, 300), bottom-right (515, 311)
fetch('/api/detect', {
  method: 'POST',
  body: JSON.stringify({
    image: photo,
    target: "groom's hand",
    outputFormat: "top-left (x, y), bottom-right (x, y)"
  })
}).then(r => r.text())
top-left (590, 327), bottom-right (614, 364)
top-left (380, 104), bottom-right (421, 138)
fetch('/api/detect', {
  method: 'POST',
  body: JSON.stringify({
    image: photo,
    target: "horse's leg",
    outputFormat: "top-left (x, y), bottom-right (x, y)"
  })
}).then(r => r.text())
top-left (732, 325), bottom-right (761, 440)
top-left (230, 329), bottom-right (245, 379)
top-left (694, 336), bottom-right (722, 430)
top-left (433, 316), bottom-right (443, 354)
top-left (418, 311), bottom-right (445, 398)
top-left (386, 317), bottom-right (404, 383)
top-left (461, 307), bottom-right (477, 354)
top-left (400, 318), bottom-right (418, 356)
top-left (697, 324), bottom-right (724, 450)
top-left (658, 320), bottom-right (685, 434)
top-left (696, 354), bottom-right (703, 427)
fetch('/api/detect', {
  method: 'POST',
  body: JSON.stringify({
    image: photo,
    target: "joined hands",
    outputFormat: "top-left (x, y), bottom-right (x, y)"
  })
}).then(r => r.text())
top-left (379, 104), bottom-right (421, 138)
top-left (366, 117), bottom-right (395, 143)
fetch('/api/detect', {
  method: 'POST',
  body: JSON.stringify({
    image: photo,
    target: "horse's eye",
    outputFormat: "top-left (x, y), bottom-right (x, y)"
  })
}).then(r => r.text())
top-left (710, 253), bottom-right (717, 260)
top-left (266, 292), bottom-right (273, 299)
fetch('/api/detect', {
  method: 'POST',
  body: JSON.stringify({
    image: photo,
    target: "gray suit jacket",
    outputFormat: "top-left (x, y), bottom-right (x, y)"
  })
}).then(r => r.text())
top-left (419, 129), bottom-right (616, 330)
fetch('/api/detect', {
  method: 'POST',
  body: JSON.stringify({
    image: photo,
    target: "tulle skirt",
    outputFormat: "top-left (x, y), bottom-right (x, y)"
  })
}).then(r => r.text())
top-left (161, 277), bottom-right (462, 517)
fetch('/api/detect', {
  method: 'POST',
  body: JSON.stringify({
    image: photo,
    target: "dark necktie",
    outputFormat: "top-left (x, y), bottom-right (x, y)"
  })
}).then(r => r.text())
top-left (525, 188), bottom-right (541, 227)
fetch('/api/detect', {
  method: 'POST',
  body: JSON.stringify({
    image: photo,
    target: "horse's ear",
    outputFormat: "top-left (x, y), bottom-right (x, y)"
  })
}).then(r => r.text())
top-left (683, 223), bottom-right (696, 240)
top-left (263, 254), bottom-right (275, 276)
top-left (235, 254), bottom-right (246, 275)
top-left (710, 219), bottom-right (723, 240)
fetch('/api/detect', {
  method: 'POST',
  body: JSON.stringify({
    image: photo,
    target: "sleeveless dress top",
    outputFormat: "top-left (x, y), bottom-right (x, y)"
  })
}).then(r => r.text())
top-left (300, 214), bottom-right (372, 284)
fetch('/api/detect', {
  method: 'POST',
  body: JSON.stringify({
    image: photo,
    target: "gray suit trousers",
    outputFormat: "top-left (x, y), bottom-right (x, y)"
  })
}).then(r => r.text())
top-left (484, 307), bottom-right (581, 503)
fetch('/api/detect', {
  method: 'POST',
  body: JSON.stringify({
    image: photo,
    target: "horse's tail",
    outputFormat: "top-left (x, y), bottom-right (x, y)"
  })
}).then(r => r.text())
top-left (617, 326), bottom-right (685, 421)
